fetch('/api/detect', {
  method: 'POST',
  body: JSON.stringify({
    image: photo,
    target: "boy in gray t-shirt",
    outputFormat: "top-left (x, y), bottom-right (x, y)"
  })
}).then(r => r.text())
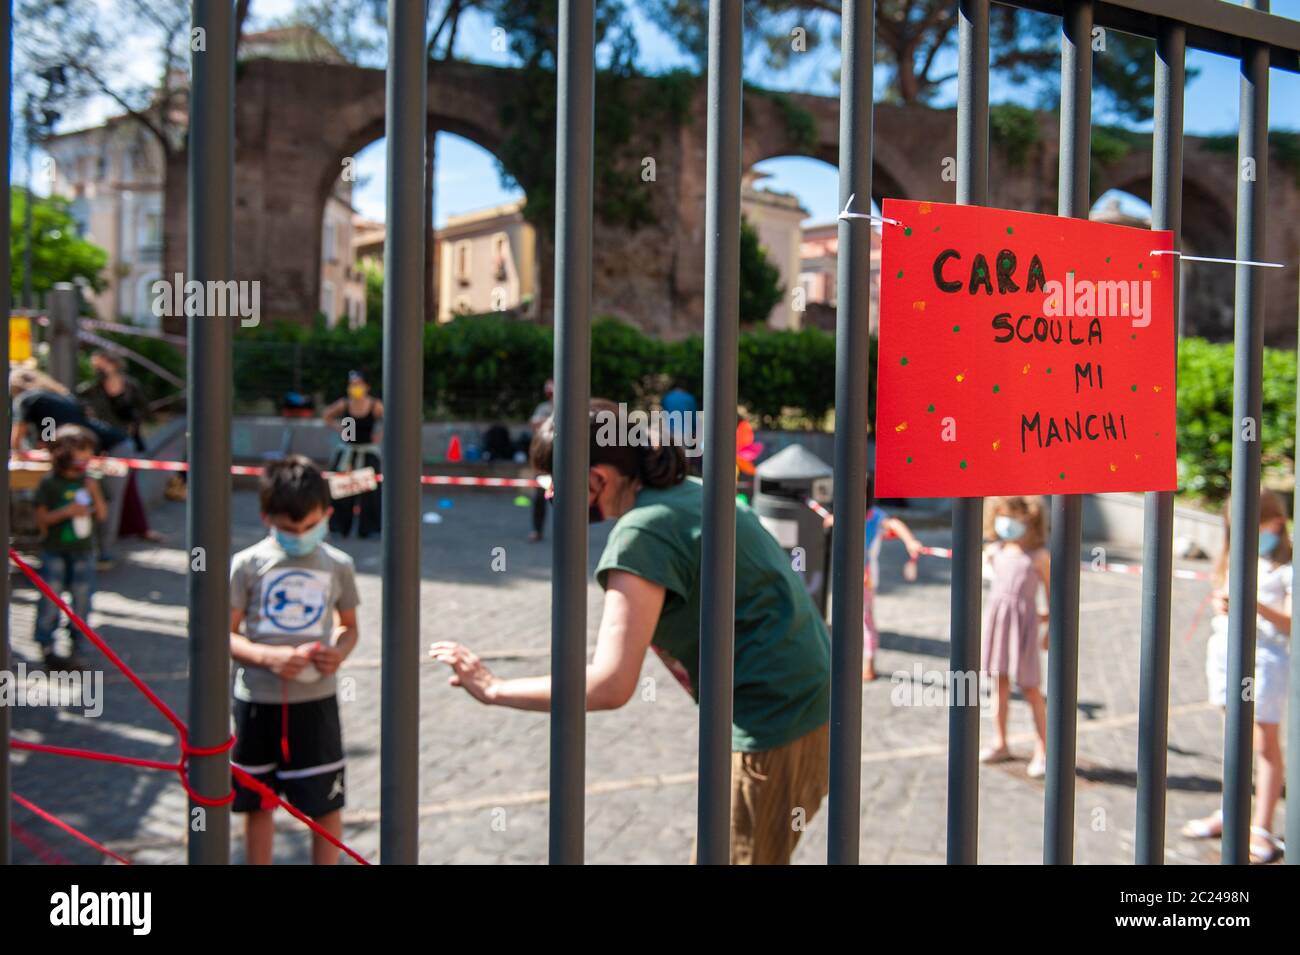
top-left (229, 456), bottom-right (360, 864)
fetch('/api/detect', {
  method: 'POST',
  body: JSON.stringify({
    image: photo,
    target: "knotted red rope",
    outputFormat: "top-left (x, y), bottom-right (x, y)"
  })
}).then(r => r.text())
top-left (7, 548), bottom-right (370, 865)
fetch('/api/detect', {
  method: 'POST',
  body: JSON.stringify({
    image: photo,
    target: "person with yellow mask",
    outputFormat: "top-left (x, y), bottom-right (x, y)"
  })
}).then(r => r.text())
top-left (322, 370), bottom-right (384, 539)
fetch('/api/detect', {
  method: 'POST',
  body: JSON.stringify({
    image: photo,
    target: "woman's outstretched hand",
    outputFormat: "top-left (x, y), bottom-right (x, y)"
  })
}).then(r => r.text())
top-left (429, 641), bottom-right (499, 704)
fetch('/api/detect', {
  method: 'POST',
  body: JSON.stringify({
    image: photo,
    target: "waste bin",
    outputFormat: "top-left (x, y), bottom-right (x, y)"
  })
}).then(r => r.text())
top-left (752, 444), bottom-right (833, 618)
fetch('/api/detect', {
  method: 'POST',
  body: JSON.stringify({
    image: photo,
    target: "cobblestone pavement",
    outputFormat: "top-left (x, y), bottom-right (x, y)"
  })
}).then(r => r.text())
top-left (6, 488), bottom-right (1273, 864)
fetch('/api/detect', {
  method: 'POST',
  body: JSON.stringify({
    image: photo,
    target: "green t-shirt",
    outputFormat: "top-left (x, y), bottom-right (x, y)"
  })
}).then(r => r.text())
top-left (595, 477), bottom-right (830, 752)
top-left (35, 473), bottom-right (96, 554)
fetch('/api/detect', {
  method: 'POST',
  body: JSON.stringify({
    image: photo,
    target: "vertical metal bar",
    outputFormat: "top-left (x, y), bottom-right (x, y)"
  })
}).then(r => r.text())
top-left (0, 0), bottom-right (12, 868)
top-left (697, 0), bottom-right (743, 866)
top-left (185, 0), bottom-right (235, 864)
top-left (826, 0), bottom-right (873, 867)
top-left (947, 0), bottom-right (989, 866)
top-left (1136, 18), bottom-right (1184, 866)
top-left (549, 0), bottom-right (594, 866)
top-left (1290, 287), bottom-right (1300, 866)
top-left (380, 0), bottom-right (426, 865)
top-left (1044, 0), bottom-right (1092, 867)
top-left (1223, 0), bottom-right (1270, 867)
top-left (46, 284), bottom-right (79, 389)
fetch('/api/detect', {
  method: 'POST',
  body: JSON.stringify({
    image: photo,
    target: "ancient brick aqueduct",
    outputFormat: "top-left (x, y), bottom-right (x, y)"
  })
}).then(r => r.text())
top-left (163, 58), bottom-right (1300, 344)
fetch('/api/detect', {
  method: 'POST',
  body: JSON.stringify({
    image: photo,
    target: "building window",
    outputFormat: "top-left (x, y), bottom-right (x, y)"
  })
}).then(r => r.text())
top-left (492, 234), bottom-right (508, 281)
top-left (321, 280), bottom-right (336, 323)
top-left (139, 211), bottom-right (163, 258)
top-left (322, 220), bottom-right (337, 264)
top-left (454, 241), bottom-right (472, 284)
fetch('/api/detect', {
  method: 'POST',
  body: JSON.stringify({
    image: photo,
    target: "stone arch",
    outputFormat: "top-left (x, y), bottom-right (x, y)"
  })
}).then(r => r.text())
top-left (1101, 168), bottom-right (1237, 340)
top-left (168, 57), bottom-right (526, 325)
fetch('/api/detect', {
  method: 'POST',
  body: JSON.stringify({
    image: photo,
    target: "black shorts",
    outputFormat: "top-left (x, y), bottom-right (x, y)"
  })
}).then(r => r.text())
top-left (231, 696), bottom-right (345, 818)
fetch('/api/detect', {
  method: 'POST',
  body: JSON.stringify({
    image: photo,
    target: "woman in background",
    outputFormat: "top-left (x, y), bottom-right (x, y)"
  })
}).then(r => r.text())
top-left (322, 370), bottom-right (383, 539)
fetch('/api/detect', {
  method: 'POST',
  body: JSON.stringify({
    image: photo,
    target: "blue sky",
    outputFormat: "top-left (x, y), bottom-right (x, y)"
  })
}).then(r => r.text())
top-left (25, 0), bottom-right (1300, 229)
top-left (354, 0), bottom-right (1300, 228)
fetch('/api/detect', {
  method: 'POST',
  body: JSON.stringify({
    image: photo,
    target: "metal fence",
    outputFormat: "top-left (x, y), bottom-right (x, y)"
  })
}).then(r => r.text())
top-left (4, 0), bottom-right (1300, 866)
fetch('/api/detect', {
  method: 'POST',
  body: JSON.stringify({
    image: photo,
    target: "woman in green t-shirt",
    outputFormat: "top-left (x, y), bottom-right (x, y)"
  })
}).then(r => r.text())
top-left (430, 399), bottom-right (831, 864)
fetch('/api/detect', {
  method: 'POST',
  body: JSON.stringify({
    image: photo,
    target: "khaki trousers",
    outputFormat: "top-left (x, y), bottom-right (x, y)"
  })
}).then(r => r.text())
top-left (691, 721), bottom-right (831, 865)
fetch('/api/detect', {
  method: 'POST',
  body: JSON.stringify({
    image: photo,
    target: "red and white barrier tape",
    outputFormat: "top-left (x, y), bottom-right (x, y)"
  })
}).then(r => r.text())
top-left (10, 450), bottom-right (543, 488)
top-left (802, 498), bottom-right (1211, 581)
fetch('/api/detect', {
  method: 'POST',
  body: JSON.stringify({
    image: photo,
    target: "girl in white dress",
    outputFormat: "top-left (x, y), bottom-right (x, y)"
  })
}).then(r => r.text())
top-left (1183, 487), bottom-right (1290, 863)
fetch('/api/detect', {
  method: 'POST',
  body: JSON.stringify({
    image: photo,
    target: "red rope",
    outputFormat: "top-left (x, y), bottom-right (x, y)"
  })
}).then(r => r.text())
top-left (12, 793), bottom-right (131, 865)
top-left (10, 819), bottom-right (75, 864)
top-left (7, 547), bottom-right (371, 864)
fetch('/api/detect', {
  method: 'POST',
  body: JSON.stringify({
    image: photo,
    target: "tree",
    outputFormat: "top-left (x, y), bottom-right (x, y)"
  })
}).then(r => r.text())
top-left (645, 0), bottom-right (1169, 122)
top-left (9, 187), bottom-right (109, 299)
top-left (739, 216), bottom-right (785, 328)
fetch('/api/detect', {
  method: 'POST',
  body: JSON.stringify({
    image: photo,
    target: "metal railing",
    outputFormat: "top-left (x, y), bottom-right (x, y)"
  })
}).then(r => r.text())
top-left (3, 0), bottom-right (1300, 866)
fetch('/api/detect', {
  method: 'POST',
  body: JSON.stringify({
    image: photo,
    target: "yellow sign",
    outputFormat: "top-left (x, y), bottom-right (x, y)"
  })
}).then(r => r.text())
top-left (10, 315), bottom-right (32, 363)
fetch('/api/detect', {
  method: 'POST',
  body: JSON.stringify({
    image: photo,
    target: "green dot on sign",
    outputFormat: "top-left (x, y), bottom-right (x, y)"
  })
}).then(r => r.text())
top-left (906, 456), bottom-right (913, 463)
top-left (900, 356), bottom-right (909, 366)
top-left (1046, 367), bottom-right (1052, 374)
top-left (1138, 262), bottom-right (1143, 269)
top-left (903, 227), bottom-right (913, 236)
top-left (896, 269), bottom-right (904, 279)
top-left (927, 403), bottom-right (935, 413)
top-left (1105, 256), bottom-right (1112, 263)
top-left (1131, 384), bottom-right (1137, 392)
top-left (1006, 226), bottom-right (1014, 235)
top-left (1131, 333), bottom-right (1137, 340)
top-left (1001, 258), bottom-right (1011, 269)
top-left (952, 324), bottom-right (960, 332)
top-left (992, 384), bottom-right (1000, 394)
top-left (1059, 471), bottom-right (1066, 480)
top-left (959, 460), bottom-right (968, 470)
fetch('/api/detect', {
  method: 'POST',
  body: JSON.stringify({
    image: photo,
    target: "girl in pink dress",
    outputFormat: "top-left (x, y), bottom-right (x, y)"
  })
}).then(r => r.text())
top-left (981, 496), bottom-right (1051, 777)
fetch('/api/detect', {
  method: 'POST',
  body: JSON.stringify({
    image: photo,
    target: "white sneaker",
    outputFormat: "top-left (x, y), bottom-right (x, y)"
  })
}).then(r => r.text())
top-left (1026, 754), bottom-right (1046, 779)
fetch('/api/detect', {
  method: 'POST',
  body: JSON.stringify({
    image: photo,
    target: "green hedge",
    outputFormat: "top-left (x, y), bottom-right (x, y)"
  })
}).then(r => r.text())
top-left (1177, 337), bottom-right (1296, 504)
top-left (222, 314), bottom-right (853, 427)
top-left (98, 317), bottom-right (1299, 506)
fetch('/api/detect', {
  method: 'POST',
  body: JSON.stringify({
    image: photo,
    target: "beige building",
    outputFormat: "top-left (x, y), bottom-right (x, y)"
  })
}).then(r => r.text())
top-left (319, 179), bottom-right (367, 329)
top-left (43, 117), bottom-right (167, 326)
top-left (798, 221), bottom-right (882, 332)
top-left (44, 25), bottom-right (364, 330)
top-left (740, 171), bottom-right (808, 329)
top-left (436, 198), bottom-right (539, 321)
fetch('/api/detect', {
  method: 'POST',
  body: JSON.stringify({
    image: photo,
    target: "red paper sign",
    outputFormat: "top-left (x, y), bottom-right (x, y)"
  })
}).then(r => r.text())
top-left (875, 199), bottom-right (1176, 498)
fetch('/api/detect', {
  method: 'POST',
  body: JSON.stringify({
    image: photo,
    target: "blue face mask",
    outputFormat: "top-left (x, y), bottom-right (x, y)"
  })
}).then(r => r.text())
top-left (1259, 529), bottom-right (1281, 559)
top-left (273, 518), bottom-right (329, 557)
top-left (994, 515), bottom-right (1026, 541)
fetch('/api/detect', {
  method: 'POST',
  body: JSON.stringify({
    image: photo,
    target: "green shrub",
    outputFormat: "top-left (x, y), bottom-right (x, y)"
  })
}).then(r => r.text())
top-left (989, 103), bottom-right (1040, 169)
top-left (112, 319), bottom-right (1300, 504)
top-left (1176, 337), bottom-right (1295, 505)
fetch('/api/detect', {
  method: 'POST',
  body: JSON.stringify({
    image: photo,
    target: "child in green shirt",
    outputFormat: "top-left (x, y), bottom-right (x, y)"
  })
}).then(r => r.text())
top-left (33, 425), bottom-right (108, 671)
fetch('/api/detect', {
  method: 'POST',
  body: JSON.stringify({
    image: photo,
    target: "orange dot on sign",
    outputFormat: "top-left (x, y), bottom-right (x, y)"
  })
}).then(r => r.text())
top-left (1153, 385), bottom-right (1162, 393)
top-left (955, 370), bottom-right (967, 383)
top-left (912, 300), bottom-right (927, 312)
top-left (1109, 463), bottom-right (1117, 472)
top-left (1022, 363), bottom-right (1031, 375)
top-left (895, 421), bottom-right (908, 433)
top-left (1134, 453), bottom-right (1142, 462)
top-left (918, 202), bottom-right (933, 214)
top-left (1153, 270), bottom-right (1161, 279)
top-left (992, 439), bottom-right (1001, 451)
